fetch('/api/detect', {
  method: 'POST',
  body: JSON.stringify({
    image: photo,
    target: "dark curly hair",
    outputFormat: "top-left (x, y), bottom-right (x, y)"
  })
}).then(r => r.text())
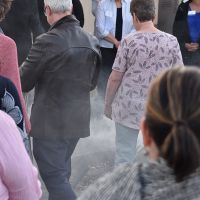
top-left (0, 0), bottom-right (12, 21)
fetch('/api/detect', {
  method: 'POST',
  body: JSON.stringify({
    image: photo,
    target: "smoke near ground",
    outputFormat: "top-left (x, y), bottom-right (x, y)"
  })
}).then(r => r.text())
top-left (71, 90), bottom-right (116, 196)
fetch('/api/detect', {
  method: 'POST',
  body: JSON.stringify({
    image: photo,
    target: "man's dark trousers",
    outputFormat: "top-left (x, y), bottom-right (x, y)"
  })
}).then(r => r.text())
top-left (33, 138), bottom-right (79, 200)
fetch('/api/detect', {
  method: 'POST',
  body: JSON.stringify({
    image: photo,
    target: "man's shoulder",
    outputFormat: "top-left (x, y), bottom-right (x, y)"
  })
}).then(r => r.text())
top-left (33, 31), bottom-right (58, 48)
top-left (33, 25), bottom-right (100, 55)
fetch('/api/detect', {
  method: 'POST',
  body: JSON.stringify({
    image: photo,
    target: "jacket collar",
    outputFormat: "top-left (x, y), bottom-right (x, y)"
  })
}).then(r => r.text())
top-left (49, 15), bottom-right (79, 31)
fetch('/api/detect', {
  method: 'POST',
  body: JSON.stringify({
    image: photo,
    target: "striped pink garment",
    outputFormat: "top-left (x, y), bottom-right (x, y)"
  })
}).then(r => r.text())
top-left (0, 111), bottom-right (41, 199)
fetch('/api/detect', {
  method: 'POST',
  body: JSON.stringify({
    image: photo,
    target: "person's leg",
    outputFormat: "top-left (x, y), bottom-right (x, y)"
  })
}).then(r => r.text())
top-left (98, 48), bottom-right (116, 99)
top-left (33, 138), bottom-right (78, 200)
top-left (115, 123), bottom-right (139, 166)
top-left (65, 139), bottom-right (79, 180)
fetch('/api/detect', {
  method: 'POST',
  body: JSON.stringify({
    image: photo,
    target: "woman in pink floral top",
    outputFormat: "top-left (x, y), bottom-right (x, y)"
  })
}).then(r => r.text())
top-left (105, 0), bottom-right (183, 165)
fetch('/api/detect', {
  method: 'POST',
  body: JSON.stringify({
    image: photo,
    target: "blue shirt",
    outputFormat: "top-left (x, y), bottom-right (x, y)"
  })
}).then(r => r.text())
top-left (188, 10), bottom-right (200, 42)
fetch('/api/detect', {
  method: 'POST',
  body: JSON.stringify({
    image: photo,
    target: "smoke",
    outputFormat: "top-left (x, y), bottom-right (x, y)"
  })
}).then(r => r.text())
top-left (70, 87), bottom-right (115, 155)
top-left (71, 90), bottom-right (115, 194)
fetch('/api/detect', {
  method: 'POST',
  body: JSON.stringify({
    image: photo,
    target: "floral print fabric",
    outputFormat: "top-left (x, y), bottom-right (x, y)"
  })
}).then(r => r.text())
top-left (0, 76), bottom-right (30, 154)
top-left (112, 31), bottom-right (183, 129)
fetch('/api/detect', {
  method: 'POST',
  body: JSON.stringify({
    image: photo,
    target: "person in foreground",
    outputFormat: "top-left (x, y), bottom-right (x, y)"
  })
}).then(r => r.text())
top-left (0, 111), bottom-right (41, 199)
top-left (79, 66), bottom-right (200, 200)
top-left (20, 0), bottom-right (101, 199)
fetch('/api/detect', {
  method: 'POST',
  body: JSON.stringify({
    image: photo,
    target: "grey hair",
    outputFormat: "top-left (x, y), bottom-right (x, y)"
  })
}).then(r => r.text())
top-left (44, 0), bottom-right (72, 13)
top-left (130, 0), bottom-right (155, 22)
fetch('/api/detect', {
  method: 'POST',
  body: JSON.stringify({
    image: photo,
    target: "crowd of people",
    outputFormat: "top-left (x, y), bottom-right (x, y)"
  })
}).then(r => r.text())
top-left (0, 0), bottom-right (200, 199)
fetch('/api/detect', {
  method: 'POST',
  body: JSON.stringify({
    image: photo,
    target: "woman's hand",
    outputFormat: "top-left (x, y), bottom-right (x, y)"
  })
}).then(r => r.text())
top-left (114, 40), bottom-right (120, 49)
top-left (185, 43), bottom-right (199, 52)
top-left (104, 71), bottom-right (124, 119)
top-left (104, 34), bottom-right (120, 48)
top-left (104, 104), bottom-right (112, 119)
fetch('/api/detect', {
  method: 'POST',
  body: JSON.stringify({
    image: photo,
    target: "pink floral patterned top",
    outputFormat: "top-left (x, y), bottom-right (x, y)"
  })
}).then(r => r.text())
top-left (112, 31), bottom-right (183, 129)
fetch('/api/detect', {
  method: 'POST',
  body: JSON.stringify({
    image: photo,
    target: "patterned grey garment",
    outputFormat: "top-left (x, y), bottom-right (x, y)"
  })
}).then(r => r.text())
top-left (1, 89), bottom-right (30, 154)
top-left (112, 31), bottom-right (183, 129)
top-left (78, 158), bottom-right (200, 200)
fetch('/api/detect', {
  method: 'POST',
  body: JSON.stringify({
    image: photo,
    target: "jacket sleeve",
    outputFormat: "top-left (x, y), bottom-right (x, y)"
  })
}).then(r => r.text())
top-left (72, 0), bottom-right (84, 27)
top-left (90, 50), bottom-right (101, 91)
top-left (20, 35), bottom-right (47, 93)
top-left (173, 3), bottom-right (189, 46)
top-left (29, 0), bottom-right (44, 41)
top-left (0, 36), bottom-right (20, 89)
top-left (90, 38), bottom-right (102, 90)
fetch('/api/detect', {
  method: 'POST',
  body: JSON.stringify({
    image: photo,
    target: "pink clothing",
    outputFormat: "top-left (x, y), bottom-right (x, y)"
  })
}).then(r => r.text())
top-left (0, 33), bottom-right (31, 132)
top-left (0, 111), bottom-right (41, 199)
top-left (112, 31), bottom-right (183, 129)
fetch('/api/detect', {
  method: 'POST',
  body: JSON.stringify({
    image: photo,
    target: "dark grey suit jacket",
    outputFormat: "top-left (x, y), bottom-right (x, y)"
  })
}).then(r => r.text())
top-left (20, 16), bottom-right (101, 140)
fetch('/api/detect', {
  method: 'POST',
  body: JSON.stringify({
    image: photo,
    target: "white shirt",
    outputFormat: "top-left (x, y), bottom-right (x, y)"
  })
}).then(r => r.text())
top-left (92, 0), bottom-right (100, 16)
top-left (96, 0), bottom-right (135, 48)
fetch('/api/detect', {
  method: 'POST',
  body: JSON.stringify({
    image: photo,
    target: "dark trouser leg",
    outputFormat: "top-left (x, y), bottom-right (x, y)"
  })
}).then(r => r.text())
top-left (33, 138), bottom-right (79, 200)
top-left (66, 158), bottom-right (72, 180)
top-left (98, 47), bottom-right (117, 99)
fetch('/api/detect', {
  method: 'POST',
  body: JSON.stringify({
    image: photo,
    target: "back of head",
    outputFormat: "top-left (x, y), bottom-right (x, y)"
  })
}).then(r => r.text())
top-left (130, 0), bottom-right (155, 22)
top-left (44, 0), bottom-right (72, 13)
top-left (0, 0), bottom-right (12, 21)
top-left (145, 67), bottom-right (200, 182)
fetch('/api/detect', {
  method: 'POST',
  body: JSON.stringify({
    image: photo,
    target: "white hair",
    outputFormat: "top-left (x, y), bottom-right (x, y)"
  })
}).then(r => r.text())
top-left (44, 0), bottom-right (72, 13)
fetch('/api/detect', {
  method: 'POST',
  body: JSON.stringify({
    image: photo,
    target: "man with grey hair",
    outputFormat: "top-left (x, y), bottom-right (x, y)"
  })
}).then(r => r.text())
top-left (20, 0), bottom-right (101, 199)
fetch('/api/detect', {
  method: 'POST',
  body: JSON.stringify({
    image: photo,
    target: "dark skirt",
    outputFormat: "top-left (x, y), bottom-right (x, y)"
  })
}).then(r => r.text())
top-left (182, 49), bottom-right (200, 67)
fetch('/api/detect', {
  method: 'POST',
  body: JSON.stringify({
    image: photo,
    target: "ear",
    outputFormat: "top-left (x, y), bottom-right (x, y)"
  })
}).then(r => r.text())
top-left (132, 12), bottom-right (136, 21)
top-left (140, 118), bottom-right (152, 146)
top-left (46, 6), bottom-right (52, 16)
top-left (133, 13), bottom-right (140, 23)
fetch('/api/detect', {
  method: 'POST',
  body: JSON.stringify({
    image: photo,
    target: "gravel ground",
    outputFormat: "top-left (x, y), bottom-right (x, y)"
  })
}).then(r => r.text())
top-left (74, 158), bottom-right (114, 196)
